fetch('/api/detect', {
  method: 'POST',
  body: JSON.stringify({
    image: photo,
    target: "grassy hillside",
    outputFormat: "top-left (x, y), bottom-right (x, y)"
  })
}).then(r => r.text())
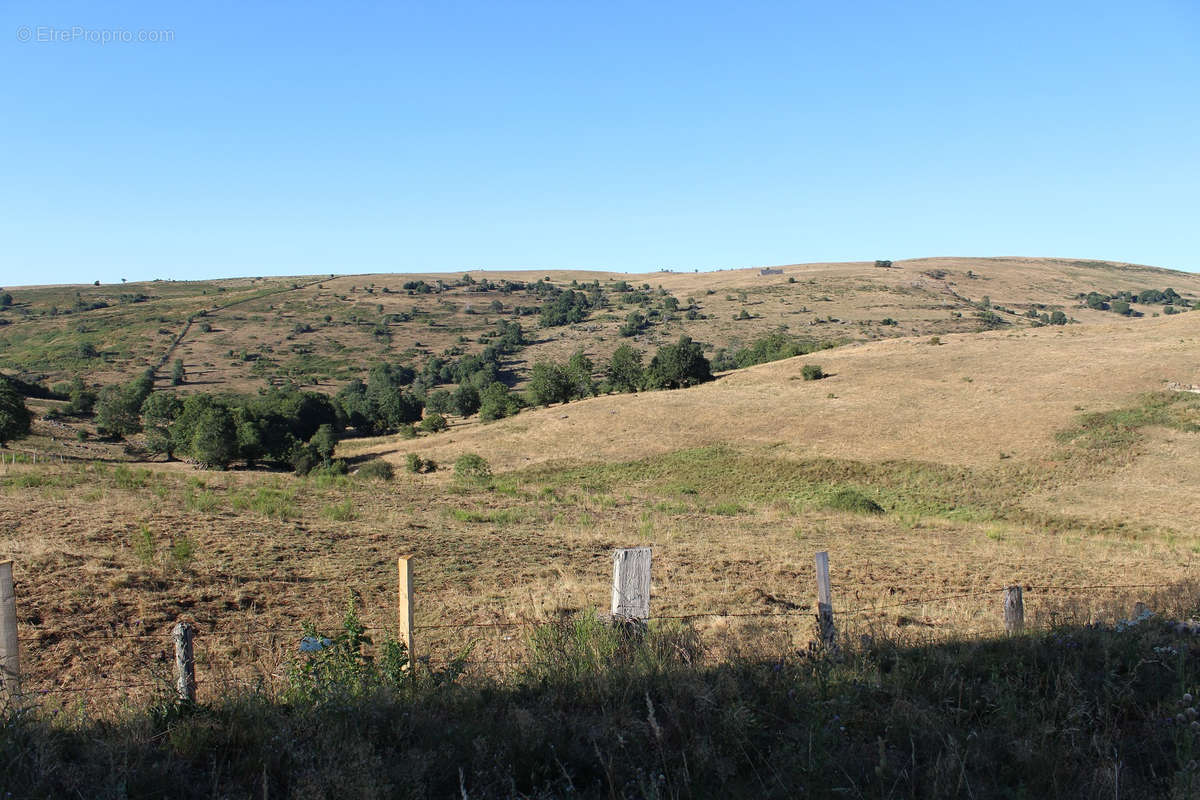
top-left (2, 258), bottom-right (1199, 797)
top-left (2, 305), bottom-right (1197, 693)
top-left (3, 257), bottom-right (1198, 395)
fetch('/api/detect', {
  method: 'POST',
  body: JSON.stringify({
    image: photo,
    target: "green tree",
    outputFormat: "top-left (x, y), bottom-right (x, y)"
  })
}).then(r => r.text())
top-left (0, 293), bottom-right (12, 309)
top-left (191, 406), bottom-right (237, 469)
top-left (605, 344), bottom-right (644, 393)
top-left (170, 358), bottom-right (186, 386)
top-left (452, 383), bottom-right (480, 417)
top-left (528, 361), bottom-right (572, 406)
top-left (646, 336), bottom-right (712, 389)
top-left (309, 424), bottom-right (338, 465)
top-left (95, 385), bottom-right (142, 439)
top-left (0, 382), bottom-right (32, 445)
top-left (141, 391), bottom-right (183, 459)
top-left (65, 377), bottom-right (96, 415)
top-left (426, 389), bottom-right (453, 415)
top-left (619, 311), bottom-right (646, 337)
top-left (479, 382), bottom-right (522, 421)
top-left (1050, 310), bottom-right (1068, 325)
top-left (565, 351), bottom-right (595, 399)
top-left (235, 419), bottom-right (265, 466)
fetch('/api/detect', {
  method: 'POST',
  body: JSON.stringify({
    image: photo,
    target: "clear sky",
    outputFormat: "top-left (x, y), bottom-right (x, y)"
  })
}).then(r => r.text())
top-left (2, 1), bottom-right (1198, 286)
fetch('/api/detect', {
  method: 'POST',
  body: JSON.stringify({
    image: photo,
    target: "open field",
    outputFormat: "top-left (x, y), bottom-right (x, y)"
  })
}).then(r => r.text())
top-left (1, 302), bottom-right (1198, 701)
top-left (3, 260), bottom-right (1200, 796)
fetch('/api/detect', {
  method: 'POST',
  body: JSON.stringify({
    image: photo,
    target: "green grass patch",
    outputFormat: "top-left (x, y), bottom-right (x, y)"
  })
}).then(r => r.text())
top-left (447, 507), bottom-right (529, 525)
top-left (1057, 391), bottom-right (1200, 451)
top-left (321, 499), bottom-right (355, 521)
top-left (231, 486), bottom-right (298, 520)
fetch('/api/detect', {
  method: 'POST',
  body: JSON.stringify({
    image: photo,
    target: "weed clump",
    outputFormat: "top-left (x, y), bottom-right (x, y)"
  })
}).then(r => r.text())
top-left (801, 363), bottom-right (826, 381)
top-left (355, 459), bottom-right (394, 481)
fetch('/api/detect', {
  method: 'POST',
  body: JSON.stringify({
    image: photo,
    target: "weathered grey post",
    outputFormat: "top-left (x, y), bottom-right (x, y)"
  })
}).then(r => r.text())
top-left (814, 551), bottom-right (837, 650)
top-left (611, 547), bottom-right (652, 620)
top-left (172, 622), bottom-right (196, 702)
top-left (1004, 586), bottom-right (1024, 634)
top-left (0, 561), bottom-right (20, 703)
top-left (398, 555), bottom-right (414, 670)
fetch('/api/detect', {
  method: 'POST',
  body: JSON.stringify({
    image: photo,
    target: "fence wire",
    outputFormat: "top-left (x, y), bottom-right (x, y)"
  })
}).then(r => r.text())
top-left (9, 579), bottom-right (1188, 702)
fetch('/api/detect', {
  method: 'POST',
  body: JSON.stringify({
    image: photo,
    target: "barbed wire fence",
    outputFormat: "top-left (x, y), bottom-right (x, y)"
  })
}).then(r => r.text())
top-left (0, 551), bottom-right (1192, 708)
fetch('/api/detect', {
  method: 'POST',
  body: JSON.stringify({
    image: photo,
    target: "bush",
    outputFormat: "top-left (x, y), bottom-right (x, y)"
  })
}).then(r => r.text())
top-left (454, 453), bottom-right (492, 483)
top-left (823, 487), bottom-right (884, 514)
top-left (405, 453), bottom-right (435, 474)
top-left (356, 459), bottom-right (394, 481)
top-left (801, 364), bottom-right (826, 381)
top-left (420, 413), bottom-right (447, 433)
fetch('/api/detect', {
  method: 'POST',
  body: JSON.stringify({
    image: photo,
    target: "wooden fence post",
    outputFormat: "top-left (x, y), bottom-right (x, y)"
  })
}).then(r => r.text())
top-left (611, 547), bottom-right (652, 620)
top-left (172, 622), bottom-right (196, 702)
top-left (1004, 586), bottom-right (1024, 634)
top-left (398, 555), bottom-right (414, 670)
top-left (814, 551), bottom-right (837, 650)
top-left (0, 561), bottom-right (20, 703)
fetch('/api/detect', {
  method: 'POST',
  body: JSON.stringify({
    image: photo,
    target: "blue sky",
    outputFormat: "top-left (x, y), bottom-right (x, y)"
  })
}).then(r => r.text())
top-left (2, 1), bottom-right (1198, 285)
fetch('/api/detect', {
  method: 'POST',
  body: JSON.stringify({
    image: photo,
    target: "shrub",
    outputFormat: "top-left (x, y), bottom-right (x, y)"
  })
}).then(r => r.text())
top-left (405, 453), bottom-right (435, 474)
top-left (356, 459), bottom-right (394, 481)
top-left (824, 487), bottom-right (884, 514)
top-left (801, 364), bottom-right (826, 381)
top-left (454, 453), bottom-right (492, 483)
top-left (420, 413), bottom-right (447, 433)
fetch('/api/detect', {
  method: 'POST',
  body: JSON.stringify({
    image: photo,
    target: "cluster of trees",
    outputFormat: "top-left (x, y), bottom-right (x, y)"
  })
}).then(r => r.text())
top-left (710, 332), bottom-right (832, 373)
top-left (538, 287), bottom-right (604, 327)
top-left (527, 352), bottom-right (595, 405)
top-left (336, 366), bottom-right (425, 436)
top-left (1080, 288), bottom-right (1191, 316)
top-left (524, 336), bottom-right (714, 407)
top-left (141, 388), bottom-right (343, 471)
top-left (1026, 308), bottom-right (1069, 325)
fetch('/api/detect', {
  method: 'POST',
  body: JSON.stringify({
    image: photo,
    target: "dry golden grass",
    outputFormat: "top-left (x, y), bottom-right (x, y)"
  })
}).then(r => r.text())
top-left (1, 307), bottom-right (1198, 706)
top-left (2, 258), bottom-right (1199, 709)
top-left (6, 256), bottom-right (1199, 394)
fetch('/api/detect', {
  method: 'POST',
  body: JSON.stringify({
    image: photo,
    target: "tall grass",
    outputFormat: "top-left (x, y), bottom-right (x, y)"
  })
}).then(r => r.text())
top-left (5, 604), bottom-right (1200, 798)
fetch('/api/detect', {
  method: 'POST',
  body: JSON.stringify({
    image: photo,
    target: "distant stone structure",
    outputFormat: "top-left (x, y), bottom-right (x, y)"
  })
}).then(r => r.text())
top-left (759, 268), bottom-right (783, 276)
